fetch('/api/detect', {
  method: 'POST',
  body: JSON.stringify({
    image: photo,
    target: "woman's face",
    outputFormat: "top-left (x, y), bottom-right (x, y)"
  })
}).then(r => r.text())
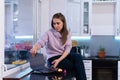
top-left (53, 18), bottom-right (63, 32)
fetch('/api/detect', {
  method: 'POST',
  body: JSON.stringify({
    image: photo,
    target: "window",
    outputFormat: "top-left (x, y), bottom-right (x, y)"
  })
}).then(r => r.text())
top-left (5, 0), bottom-right (34, 70)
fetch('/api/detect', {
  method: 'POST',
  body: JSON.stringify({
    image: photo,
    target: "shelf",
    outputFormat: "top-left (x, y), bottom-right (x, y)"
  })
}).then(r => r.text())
top-left (92, 1), bottom-right (116, 4)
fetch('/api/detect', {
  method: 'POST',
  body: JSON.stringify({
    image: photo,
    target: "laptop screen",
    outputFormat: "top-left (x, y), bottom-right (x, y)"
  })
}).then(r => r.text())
top-left (29, 53), bottom-right (46, 70)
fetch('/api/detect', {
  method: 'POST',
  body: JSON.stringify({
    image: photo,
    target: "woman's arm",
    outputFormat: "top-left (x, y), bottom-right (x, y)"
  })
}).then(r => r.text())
top-left (30, 43), bottom-right (41, 56)
top-left (30, 31), bottom-right (49, 56)
top-left (52, 51), bottom-right (69, 68)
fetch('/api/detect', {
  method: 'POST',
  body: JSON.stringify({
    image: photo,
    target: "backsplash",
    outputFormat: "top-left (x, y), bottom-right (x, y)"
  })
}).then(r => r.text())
top-left (76, 36), bottom-right (120, 57)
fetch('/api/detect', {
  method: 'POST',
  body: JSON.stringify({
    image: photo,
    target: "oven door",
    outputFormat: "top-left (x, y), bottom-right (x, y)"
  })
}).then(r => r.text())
top-left (92, 60), bottom-right (117, 80)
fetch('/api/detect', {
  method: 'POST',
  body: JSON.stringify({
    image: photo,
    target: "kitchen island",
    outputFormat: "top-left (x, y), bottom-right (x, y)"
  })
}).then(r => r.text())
top-left (3, 56), bottom-right (120, 80)
top-left (3, 67), bottom-right (76, 80)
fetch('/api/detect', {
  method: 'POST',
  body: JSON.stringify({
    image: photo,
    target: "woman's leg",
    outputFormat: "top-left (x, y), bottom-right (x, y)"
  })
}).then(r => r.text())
top-left (47, 54), bottom-right (87, 80)
top-left (47, 55), bottom-right (74, 70)
top-left (67, 53), bottom-right (87, 80)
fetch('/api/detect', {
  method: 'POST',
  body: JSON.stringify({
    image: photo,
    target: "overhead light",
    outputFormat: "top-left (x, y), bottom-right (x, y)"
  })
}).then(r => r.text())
top-left (115, 36), bottom-right (120, 40)
top-left (71, 36), bottom-right (91, 40)
top-left (15, 35), bottom-right (33, 39)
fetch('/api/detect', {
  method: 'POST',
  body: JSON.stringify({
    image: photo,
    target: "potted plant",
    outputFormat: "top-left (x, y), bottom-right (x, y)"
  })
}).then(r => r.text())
top-left (98, 47), bottom-right (105, 58)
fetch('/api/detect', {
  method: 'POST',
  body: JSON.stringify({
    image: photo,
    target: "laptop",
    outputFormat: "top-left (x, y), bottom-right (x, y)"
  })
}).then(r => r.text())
top-left (29, 52), bottom-right (57, 74)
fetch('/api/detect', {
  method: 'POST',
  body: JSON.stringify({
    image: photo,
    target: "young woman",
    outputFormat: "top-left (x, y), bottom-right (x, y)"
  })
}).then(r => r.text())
top-left (30, 13), bottom-right (87, 80)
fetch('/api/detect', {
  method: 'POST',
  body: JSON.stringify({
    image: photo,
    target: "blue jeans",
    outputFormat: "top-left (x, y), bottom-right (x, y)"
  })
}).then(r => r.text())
top-left (47, 53), bottom-right (87, 80)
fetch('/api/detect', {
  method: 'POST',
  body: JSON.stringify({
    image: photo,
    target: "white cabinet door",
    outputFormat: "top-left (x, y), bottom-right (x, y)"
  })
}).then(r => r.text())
top-left (49, 0), bottom-right (66, 20)
top-left (81, 0), bottom-right (92, 36)
top-left (91, 2), bottom-right (116, 35)
top-left (66, 0), bottom-right (81, 36)
top-left (115, 0), bottom-right (120, 36)
top-left (118, 61), bottom-right (120, 80)
top-left (66, 0), bottom-right (91, 36)
top-left (83, 60), bottom-right (92, 80)
top-left (93, 0), bottom-right (116, 3)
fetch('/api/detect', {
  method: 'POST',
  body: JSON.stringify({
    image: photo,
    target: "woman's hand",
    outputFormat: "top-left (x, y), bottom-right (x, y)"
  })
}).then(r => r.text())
top-left (52, 59), bottom-right (60, 68)
top-left (30, 44), bottom-right (40, 57)
top-left (30, 47), bottom-right (37, 56)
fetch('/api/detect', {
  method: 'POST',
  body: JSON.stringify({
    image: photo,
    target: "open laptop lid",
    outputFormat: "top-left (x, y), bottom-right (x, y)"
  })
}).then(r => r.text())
top-left (29, 52), bottom-right (57, 74)
top-left (29, 53), bottom-right (46, 70)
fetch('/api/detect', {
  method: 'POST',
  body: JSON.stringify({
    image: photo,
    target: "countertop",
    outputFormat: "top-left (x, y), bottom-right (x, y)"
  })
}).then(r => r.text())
top-left (4, 55), bottom-right (119, 80)
top-left (3, 67), bottom-right (76, 80)
top-left (83, 56), bottom-right (120, 61)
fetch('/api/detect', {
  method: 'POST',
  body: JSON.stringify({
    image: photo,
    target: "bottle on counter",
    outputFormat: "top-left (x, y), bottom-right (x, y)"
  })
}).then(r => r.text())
top-left (80, 45), bottom-right (85, 57)
top-left (84, 46), bottom-right (90, 58)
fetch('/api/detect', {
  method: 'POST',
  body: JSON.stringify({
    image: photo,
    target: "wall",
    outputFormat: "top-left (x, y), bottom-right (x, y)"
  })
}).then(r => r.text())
top-left (77, 36), bottom-right (120, 56)
top-left (0, 0), bottom-right (5, 79)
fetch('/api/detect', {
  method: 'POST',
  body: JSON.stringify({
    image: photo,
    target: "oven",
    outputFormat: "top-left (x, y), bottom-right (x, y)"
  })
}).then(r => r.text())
top-left (92, 59), bottom-right (117, 80)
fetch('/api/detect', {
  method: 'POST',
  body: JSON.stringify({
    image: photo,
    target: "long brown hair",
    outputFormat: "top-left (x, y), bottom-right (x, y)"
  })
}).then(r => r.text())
top-left (51, 13), bottom-right (68, 45)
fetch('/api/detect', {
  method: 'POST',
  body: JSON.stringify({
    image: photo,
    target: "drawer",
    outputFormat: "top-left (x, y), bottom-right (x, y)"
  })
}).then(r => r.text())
top-left (118, 61), bottom-right (120, 68)
top-left (85, 69), bottom-right (92, 74)
top-left (84, 60), bottom-right (92, 68)
top-left (86, 74), bottom-right (92, 80)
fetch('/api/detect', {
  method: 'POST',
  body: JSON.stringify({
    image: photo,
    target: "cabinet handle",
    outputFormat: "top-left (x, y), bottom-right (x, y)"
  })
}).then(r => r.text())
top-left (89, 28), bottom-right (91, 35)
top-left (118, 28), bottom-right (120, 35)
top-left (117, 28), bottom-right (119, 35)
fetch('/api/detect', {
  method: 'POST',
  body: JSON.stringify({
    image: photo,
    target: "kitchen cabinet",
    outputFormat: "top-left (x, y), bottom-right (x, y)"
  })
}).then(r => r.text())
top-left (115, 0), bottom-right (120, 36)
top-left (66, 0), bottom-right (118, 36)
top-left (16, 0), bottom-right (34, 36)
top-left (81, 0), bottom-right (92, 36)
top-left (66, 0), bottom-right (81, 36)
top-left (91, 0), bottom-right (117, 35)
top-left (49, 0), bottom-right (90, 37)
top-left (66, 0), bottom-right (92, 36)
top-left (83, 60), bottom-right (92, 80)
top-left (49, 0), bottom-right (66, 21)
top-left (93, 0), bottom-right (116, 3)
top-left (118, 61), bottom-right (120, 80)
top-left (5, 1), bottom-right (17, 36)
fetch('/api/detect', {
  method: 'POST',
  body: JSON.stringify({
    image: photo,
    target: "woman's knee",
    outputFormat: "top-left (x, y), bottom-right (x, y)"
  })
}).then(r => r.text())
top-left (57, 59), bottom-right (74, 70)
top-left (69, 53), bottom-right (83, 61)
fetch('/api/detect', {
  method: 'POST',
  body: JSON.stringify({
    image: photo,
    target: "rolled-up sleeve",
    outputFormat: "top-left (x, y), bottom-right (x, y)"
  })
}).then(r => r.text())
top-left (36, 32), bottom-right (49, 48)
top-left (64, 32), bottom-right (72, 53)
